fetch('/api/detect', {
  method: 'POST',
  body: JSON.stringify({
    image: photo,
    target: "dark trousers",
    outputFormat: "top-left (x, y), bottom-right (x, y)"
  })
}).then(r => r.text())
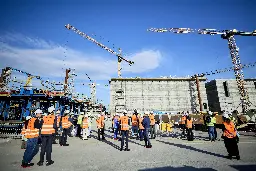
top-left (144, 128), bottom-right (151, 146)
top-left (150, 125), bottom-right (155, 139)
top-left (139, 129), bottom-right (144, 140)
top-left (187, 128), bottom-right (193, 141)
top-left (59, 129), bottom-right (68, 145)
top-left (23, 138), bottom-right (39, 163)
top-left (52, 129), bottom-right (57, 143)
top-left (181, 124), bottom-right (186, 136)
top-left (77, 125), bottom-right (82, 137)
top-left (98, 128), bottom-right (105, 140)
top-left (224, 137), bottom-right (240, 157)
top-left (121, 130), bottom-right (129, 149)
top-left (40, 135), bottom-right (53, 162)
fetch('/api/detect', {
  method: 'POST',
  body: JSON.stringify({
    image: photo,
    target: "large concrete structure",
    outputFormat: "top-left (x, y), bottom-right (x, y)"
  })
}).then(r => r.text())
top-left (109, 77), bottom-right (208, 114)
top-left (206, 79), bottom-right (256, 113)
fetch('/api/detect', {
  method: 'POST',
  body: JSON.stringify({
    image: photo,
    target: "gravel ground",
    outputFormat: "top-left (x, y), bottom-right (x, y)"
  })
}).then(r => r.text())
top-left (0, 121), bottom-right (256, 171)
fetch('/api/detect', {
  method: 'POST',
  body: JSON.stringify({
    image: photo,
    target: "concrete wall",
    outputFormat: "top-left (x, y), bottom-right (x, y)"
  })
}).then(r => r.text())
top-left (206, 79), bottom-right (256, 112)
top-left (109, 78), bottom-right (208, 114)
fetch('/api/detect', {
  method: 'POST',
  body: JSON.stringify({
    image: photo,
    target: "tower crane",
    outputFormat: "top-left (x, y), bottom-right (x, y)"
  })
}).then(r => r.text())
top-left (148, 27), bottom-right (256, 114)
top-left (65, 24), bottom-right (134, 78)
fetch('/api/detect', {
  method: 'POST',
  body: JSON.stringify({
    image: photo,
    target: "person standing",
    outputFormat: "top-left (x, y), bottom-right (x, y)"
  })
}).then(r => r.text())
top-left (37, 106), bottom-right (56, 166)
top-left (138, 114), bottom-right (145, 141)
top-left (120, 110), bottom-right (130, 151)
top-left (180, 112), bottom-right (187, 138)
top-left (186, 115), bottom-right (193, 141)
top-left (212, 112), bottom-right (218, 140)
top-left (96, 114), bottom-right (105, 140)
top-left (59, 110), bottom-right (72, 146)
top-left (149, 111), bottom-right (156, 139)
top-left (82, 113), bottom-right (90, 140)
top-left (222, 113), bottom-right (240, 160)
top-left (206, 111), bottom-right (215, 142)
top-left (131, 112), bottom-right (138, 138)
top-left (113, 113), bottom-right (120, 140)
top-left (21, 109), bottom-right (42, 168)
top-left (76, 113), bottom-right (83, 137)
top-left (142, 112), bottom-right (152, 148)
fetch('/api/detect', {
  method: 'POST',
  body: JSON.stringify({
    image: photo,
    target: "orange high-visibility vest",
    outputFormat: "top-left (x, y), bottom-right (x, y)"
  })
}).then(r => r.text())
top-left (181, 116), bottom-right (186, 124)
top-left (223, 121), bottom-right (237, 138)
top-left (41, 115), bottom-right (55, 135)
top-left (149, 114), bottom-right (155, 125)
top-left (120, 116), bottom-right (129, 131)
top-left (21, 118), bottom-right (39, 139)
top-left (132, 114), bottom-right (138, 126)
top-left (96, 118), bottom-right (103, 129)
top-left (82, 118), bottom-right (89, 129)
top-left (62, 116), bottom-right (71, 129)
top-left (186, 119), bottom-right (193, 128)
top-left (139, 118), bottom-right (144, 130)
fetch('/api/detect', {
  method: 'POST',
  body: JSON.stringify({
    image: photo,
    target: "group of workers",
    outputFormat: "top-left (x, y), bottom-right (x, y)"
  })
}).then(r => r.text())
top-left (20, 107), bottom-right (240, 168)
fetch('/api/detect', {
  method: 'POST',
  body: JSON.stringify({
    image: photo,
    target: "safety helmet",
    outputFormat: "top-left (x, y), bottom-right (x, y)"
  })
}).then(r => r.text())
top-left (97, 114), bottom-right (101, 118)
top-left (56, 110), bottom-right (61, 114)
top-left (144, 111), bottom-right (149, 115)
top-left (123, 110), bottom-right (128, 114)
top-left (84, 114), bottom-right (88, 118)
top-left (208, 111), bottom-right (213, 115)
top-left (34, 109), bottom-right (43, 114)
top-left (48, 106), bottom-right (55, 113)
top-left (80, 112), bottom-right (84, 115)
top-left (64, 110), bottom-right (70, 114)
top-left (26, 116), bottom-right (32, 120)
top-left (222, 113), bottom-right (229, 119)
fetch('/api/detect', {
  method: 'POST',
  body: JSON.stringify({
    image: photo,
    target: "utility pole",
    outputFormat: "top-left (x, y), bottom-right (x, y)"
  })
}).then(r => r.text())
top-left (64, 69), bottom-right (71, 94)
top-left (195, 76), bottom-right (203, 112)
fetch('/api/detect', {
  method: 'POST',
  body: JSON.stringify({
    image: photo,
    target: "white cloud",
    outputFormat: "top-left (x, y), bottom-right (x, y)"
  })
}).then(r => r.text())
top-left (0, 33), bottom-right (163, 81)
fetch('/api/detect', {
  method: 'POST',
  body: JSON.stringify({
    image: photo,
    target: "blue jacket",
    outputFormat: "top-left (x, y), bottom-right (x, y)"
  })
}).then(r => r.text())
top-left (113, 117), bottom-right (119, 129)
top-left (142, 116), bottom-right (150, 129)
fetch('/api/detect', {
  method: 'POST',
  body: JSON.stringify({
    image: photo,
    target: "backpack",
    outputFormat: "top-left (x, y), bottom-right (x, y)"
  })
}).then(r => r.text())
top-left (206, 116), bottom-right (211, 123)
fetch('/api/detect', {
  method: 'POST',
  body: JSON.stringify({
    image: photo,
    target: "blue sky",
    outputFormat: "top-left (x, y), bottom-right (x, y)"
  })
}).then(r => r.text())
top-left (0, 0), bottom-right (256, 107)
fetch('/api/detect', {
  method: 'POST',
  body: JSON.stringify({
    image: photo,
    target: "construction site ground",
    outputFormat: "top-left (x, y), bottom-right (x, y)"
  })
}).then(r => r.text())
top-left (0, 120), bottom-right (256, 171)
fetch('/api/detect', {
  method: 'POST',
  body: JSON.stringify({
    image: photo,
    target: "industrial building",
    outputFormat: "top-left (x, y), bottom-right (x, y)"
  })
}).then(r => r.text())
top-left (206, 79), bottom-right (256, 113)
top-left (109, 77), bottom-right (208, 114)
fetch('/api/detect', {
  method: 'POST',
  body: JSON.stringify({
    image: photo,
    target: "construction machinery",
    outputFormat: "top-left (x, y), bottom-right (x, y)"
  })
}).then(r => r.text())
top-left (148, 27), bottom-right (256, 114)
top-left (64, 24), bottom-right (134, 78)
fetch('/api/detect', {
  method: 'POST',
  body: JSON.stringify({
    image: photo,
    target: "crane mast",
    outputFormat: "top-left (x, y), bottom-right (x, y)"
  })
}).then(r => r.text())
top-left (65, 24), bottom-right (134, 78)
top-left (148, 28), bottom-right (256, 113)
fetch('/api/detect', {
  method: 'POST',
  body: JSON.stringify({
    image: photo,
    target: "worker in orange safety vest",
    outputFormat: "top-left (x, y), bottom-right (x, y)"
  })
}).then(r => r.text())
top-left (149, 111), bottom-right (156, 139)
top-left (37, 106), bottom-right (56, 166)
top-left (82, 113), bottom-right (90, 140)
top-left (120, 110), bottom-right (130, 151)
top-left (131, 112), bottom-right (138, 138)
top-left (96, 114), bottom-right (105, 140)
top-left (186, 115), bottom-right (193, 141)
top-left (59, 110), bottom-right (72, 146)
top-left (138, 114), bottom-right (145, 141)
top-left (222, 113), bottom-right (240, 160)
top-left (21, 109), bottom-right (42, 168)
top-left (181, 111), bottom-right (187, 137)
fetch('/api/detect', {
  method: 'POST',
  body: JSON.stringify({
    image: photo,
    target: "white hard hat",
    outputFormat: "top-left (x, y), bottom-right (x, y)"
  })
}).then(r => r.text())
top-left (84, 114), bottom-right (88, 118)
top-left (34, 109), bottom-right (43, 114)
top-left (97, 114), bottom-right (101, 118)
top-left (43, 113), bottom-right (48, 116)
top-left (123, 110), bottom-right (127, 114)
top-left (145, 111), bottom-right (149, 115)
top-left (56, 110), bottom-right (61, 114)
top-left (101, 112), bottom-right (105, 115)
top-left (208, 111), bottom-right (213, 115)
top-left (223, 113), bottom-right (229, 119)
top-left (87, 112), bottom-right (91, 116)
top-left (150, 111), bottom-right (154, 114)
top-left (64, 110), bottom-right (70, 114)
top-left (48, 106), bottom-right (55, 113)
top-left (80, 112), bottom-right (84, 115)
top-left (26, 116), bottom-right (32, 120)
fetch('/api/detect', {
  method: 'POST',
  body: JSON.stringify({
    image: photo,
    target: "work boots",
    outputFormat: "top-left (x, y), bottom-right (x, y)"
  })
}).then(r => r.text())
top-left (46, 160), bottom-right (54, 166)
top-left (21, 162), bottom-right (34, 168)
top-left (37, 161), bottom-right (44, 166)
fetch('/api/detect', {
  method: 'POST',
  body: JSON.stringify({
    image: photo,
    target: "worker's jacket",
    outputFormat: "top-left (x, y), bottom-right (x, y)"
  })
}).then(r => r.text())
top-left (113, 116), bottom-right (120, 129)
top-left (56, 115), bottom-right (61, 128)
top-left (186, 119), bottom-right (193, 129)
top-left (149, 114), bottom-right (155, 126)
top-left (82, 117), bottom-right (89, 129)
top-left (120, 116), bottom-right (129, 131)
top-left (142, 116), bottom-right (150, 129)
top-left (206, 116), bottom-right (215, 127)
top-left (41, 115), bottom-right (56, 135)
top-left (96, 118), bottom-right (104, 129)
top-left (21, 118), bottom-right (40, 139)
top-left (223, 121), bottom-right (237, 138)
top-left (181, 116), bottom-right (186, 124)
top-left (139, 118), bottom-right (144, 130)
top-left (132, 114), bottom-right (138, 127)
top-left (61, 116), bottom-right (72, 129)
top-left (77, 115), bottom-right (83, 125)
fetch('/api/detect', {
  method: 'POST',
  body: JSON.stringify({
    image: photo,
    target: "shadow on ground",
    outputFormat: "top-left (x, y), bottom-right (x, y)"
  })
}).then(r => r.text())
top-left (229, 165), bottom-right (256, 171)
top-left (138, 165), bottom-right (216, 171)
top-left (156, 140), bottom-right (227, 159)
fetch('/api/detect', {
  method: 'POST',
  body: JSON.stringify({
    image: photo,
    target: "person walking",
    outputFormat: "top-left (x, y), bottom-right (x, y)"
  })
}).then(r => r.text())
top-left (222, 112), bottom-right (240, 160)
top-left (21, 109), bottom-right (42, 168)
top-left (37, 107), bottom-right (56, 166)
top-left (142, 112), bottom-right (152, 148)
top-left (120, 110), bottom-right (130, 151)
top-left (206, 111), bottom-right (215, 142)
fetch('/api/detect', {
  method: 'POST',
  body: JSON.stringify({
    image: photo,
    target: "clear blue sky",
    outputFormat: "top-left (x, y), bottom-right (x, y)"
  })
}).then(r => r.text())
top-left (0, 0), bottom-right (256, 107)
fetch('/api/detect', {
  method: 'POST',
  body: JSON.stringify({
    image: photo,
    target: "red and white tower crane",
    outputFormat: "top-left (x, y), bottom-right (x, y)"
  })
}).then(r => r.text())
top-left (148, 27), bottom-right (256, 114)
